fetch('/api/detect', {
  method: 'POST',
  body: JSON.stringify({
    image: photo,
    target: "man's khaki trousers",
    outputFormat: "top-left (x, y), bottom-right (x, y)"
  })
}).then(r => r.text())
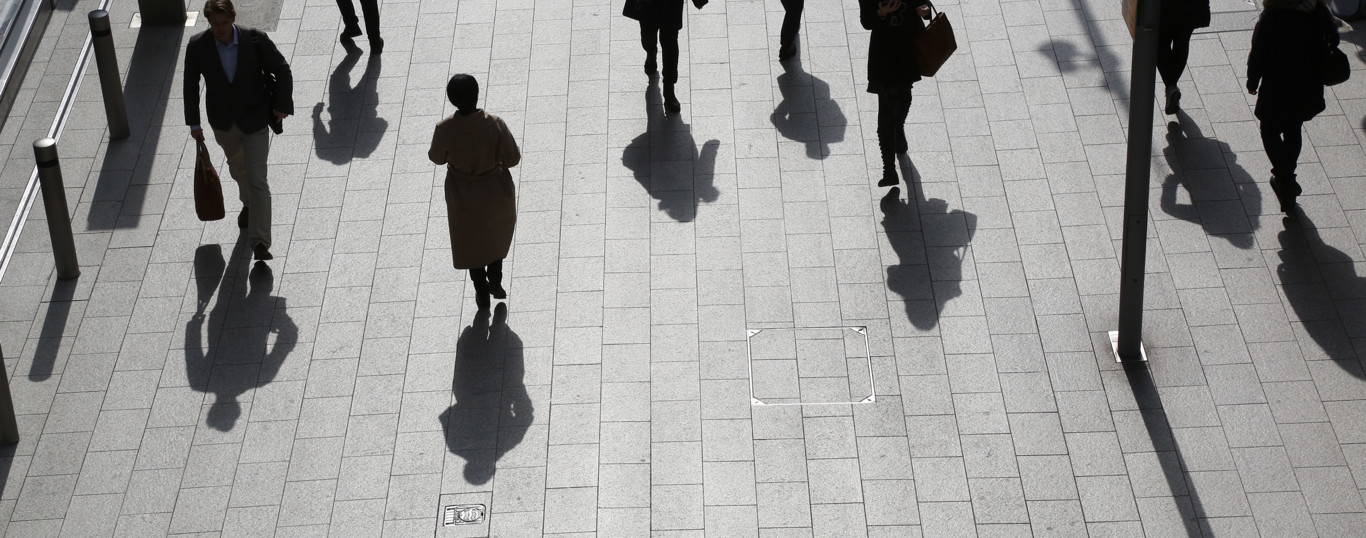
top-left (212, 125), bottom-right (272, 249)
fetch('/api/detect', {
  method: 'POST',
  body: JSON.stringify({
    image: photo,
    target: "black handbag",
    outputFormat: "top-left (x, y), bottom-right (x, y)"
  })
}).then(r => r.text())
top-left (623, 0), bottom-right (655, 21)
top-left (1323, 46), bottom-right (1351, 86)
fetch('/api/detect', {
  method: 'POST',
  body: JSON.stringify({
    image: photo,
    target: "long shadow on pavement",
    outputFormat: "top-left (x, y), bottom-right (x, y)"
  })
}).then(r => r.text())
top-left (1159, 111), bottom-right (1262, 250)
top-left (25, 279), bottom-right (76, 381)
top-left (771, 57), bottom-right (845, 160)
top-left (185, 239), bottom-right (296, 431)
top-left (1276, 214), bottom-right (1366, 377)
top-left (1121, 362), bottom-right (1206, 536)
top-left (440, 303), bottom-right (532, 486)
top-left (881, 156), bottom-right (976, 331)
top-left (312, 42), bottom-right (387, 165)
top-left (86, 25), bottom-right (185, 230)
top-left (622, 80), bottom-right (720, 223)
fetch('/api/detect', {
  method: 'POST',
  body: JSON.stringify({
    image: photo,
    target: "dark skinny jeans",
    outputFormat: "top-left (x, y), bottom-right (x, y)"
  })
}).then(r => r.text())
top-left (1157, 27), bottom-right (1194, 89)
top-left (469, 259), bottom-right (504, 293)
top-left (1260, 119), bottom-right (1305, 181)
top-left (877, 90), bottom-right (912, 159)
top-left (640, 23), bottom-right (681, 85)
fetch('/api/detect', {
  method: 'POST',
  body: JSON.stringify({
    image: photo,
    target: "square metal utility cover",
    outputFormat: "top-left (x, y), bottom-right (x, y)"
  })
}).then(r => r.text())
top-left (437, 493), bottom-right (491, 537)
top-left (130, 12), bottom-right (199, 28)
top-left (747, 326), bottom-right (874, 406)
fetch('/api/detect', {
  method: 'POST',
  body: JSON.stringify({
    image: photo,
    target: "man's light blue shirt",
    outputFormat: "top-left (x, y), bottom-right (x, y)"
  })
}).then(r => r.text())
top-left (216, 25), bottom-right (240, 84)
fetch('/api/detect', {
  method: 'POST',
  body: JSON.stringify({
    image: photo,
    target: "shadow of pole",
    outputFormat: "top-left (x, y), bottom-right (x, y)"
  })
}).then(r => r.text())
top-left (86, 24), bottom-right (186, 230)
top-left (1122, 362), bottom-right (1205, 536)
top-left (26, 279), bottom-right (76, 381)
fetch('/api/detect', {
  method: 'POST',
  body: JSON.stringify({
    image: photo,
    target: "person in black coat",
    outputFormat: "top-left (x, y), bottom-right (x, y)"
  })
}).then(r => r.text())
top-left (1158, 0), bottom-right (1210, 114)
top-left (1247, 0), bottom-right (1338, 215)
top-left (861, 0), bottom-right (932, 187)
top-left (624, 0), bottom-right (709, 113)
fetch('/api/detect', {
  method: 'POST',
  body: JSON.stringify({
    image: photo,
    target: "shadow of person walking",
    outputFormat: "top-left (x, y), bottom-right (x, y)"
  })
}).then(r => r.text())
top-left (622, 80), bottom-right (721, 222)
top-left (770, 57), bottom-right (846, 159)
top-left (440, 303), bottom-right (532, 486)
top-left (313, 42), bottom-right (387, 164)
top-left (1276, 215), bottom-right (1366, 377)
top-left (880, 156), bottom-right (977, 331)
top-left (185, 239), bottom-right (297, 431)
top-left (1159, 111), bottom-right (1262, 250)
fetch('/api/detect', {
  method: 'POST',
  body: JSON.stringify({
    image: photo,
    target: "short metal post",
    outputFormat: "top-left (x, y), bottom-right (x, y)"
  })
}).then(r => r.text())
top-left (88, 10), bottom-right (129, 141)
top-left (0, 342), bottom-right (17, 445)
top-left (1112, 0), bottom-right (1161, 363)
top-left (33, 139), bottom-right (80, 280)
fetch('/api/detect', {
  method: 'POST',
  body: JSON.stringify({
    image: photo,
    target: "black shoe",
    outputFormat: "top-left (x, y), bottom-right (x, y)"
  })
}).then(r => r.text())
top-left (1269, 175), bottom-right (1302, 215)
top-left (489, 282), bottom-right (507, 300)
top-left (878, 163), bottom-right (899, 187)
top-left (369, 37), bottom-right (384, 53)
top-left (475, 290), bottom-right (491, 310)
top-left (663, 85), bottom-right (680, 113)
top-left (645, 55), bottom-right (657, 76)
top-left (340, 24), bottom-right (362, 41)
top-left (778, 42), bottom-right (796, 60)
top-left (252, 244), bottom-right (273, 261)
top-left (238, 208), bottom-right (248, 229)
top-left (1164, 86), bottom-right (1181, 115)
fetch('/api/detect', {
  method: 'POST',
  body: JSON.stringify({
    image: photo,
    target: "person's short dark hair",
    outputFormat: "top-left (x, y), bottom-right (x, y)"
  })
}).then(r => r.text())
top-left (447, 74), bottom-right (479, 113)
top-left (203, 0), bottom-right (236, 19)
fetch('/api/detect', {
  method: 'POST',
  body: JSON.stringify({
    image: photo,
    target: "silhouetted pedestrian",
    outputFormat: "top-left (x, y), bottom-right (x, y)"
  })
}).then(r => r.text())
top-left (780, 0), bottom-right (804, 60)
top-left (184, 0), bottom-right (293, 261)
top-left (429, 75), bottom-right (521, 310)
top-left (1247, 0), bottom-right (1338, 215)
top-left (1159, 0), bottom-right (1209, 114)
top-left (623, 0), bottom-right (709, 112)
top-left (336, 0), bottom-right (382, 52)
top-left (860, 0), bottom-right (933, 187)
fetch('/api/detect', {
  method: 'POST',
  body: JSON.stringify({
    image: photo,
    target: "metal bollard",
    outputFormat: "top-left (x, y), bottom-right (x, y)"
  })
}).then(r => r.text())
top-left (89, 10), bottom-right (129, 141)
top-left (33, 139), bottom-right (80, 280)
top-left (0, 342), bottom-right (17, 445)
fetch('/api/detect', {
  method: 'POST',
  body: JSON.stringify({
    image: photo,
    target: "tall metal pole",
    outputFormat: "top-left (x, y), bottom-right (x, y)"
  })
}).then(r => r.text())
top-left (88, 10), bottom-right (129, 141)
top-left (0, 342), bottom-right (18, 444)
top-left (33, 139), bottom-right (81, 280)
top-left (1113, 0), bottom-right (1162, 363)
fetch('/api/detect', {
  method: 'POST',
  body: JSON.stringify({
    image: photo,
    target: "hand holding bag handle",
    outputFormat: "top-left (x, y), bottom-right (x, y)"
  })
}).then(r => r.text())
top-left (916, 4), bottom-right (957, 77)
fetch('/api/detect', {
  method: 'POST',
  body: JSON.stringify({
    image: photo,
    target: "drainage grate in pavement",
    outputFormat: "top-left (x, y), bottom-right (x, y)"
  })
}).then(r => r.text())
top-left (443, 504), bottom-right (487, 526)
top-left (746, 326), bottom-right (874, 406)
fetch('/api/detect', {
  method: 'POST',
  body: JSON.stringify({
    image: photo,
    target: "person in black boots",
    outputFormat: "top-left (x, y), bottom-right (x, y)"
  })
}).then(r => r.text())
top-left (1247, 0), bottom-right (1338, 216)
top-left (1158, 0), bottom-right (1209, 114)
top-left (861, 0), bottom-right (933, 187)
top-left (336, 0), bottom-right (383, 52)
top-left (429, 75), bottom-right (522, 310)
top-left (623, 0), bottom-right (709, 113)
top-left (779, 0), bottom-right (804, 60)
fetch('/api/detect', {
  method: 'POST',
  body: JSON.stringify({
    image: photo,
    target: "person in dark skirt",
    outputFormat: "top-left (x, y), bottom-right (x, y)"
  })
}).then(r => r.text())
top-left (1247, 0), bottom-right (1338, 215)
top-left (780, 0), bottom-right (804, 60)
top-left (1158, 0), bottom-right (1209, 114)
top-left (623, 0), bottom-right (709, 113)
top-left (861, 0), bottom-right (933, 187)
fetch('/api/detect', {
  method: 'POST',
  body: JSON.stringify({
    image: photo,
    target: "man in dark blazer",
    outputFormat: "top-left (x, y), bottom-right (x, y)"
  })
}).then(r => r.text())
top-left (185, 0), bottom-right (293, 260)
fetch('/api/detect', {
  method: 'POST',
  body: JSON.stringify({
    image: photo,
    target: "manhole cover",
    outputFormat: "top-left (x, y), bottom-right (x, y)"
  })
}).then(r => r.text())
top-left (746, 326), bottom-right (874, 406)
top-left (443, 504), bottom-right (486, 526)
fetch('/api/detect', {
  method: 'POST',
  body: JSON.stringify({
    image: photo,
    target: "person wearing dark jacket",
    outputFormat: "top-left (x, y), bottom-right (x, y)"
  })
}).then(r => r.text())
top-left (624, 0), bottom-right (709, 112)
top-left (185, 0), bottom-right (294, 261)
top-left (1247, 0), bottom-right (1338, 215)
top-left (1158, 0), bottom-right (1210, 114)
top-left (861, 0), bottom-right (932, 187)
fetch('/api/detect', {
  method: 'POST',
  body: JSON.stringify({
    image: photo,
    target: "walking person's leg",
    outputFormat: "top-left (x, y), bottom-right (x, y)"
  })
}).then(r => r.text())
top-left (469, 266), bottom-right (491, 309)
top-left (894, 91), bottom-right (912, 154)
top-left (1160, 28), bottom-right (1193, 113)
top-left (336, 0), bottom-right (362, 40)
top-left (241, 127), bottom-right (273, 258)
top-left (640, 22), bottom-right (659, 75)
top-left (876, 91), bottom-right (899, 187)
top-left (487, 259), bottom-right (506, 299)
top-left (360, 0), bottom-right (382, 50)
top-left (661, 27), bottom-right (682, 111)
top-left (1263, 119), bottom-right (1304, 213)
top-left (211, 127), bottom-right (251, 228)
top-left (779, 0), bottom-right (804, 59)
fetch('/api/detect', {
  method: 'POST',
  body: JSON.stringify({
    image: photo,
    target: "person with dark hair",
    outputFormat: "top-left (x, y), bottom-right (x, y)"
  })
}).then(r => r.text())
top-left (185, 0), bottom-right (293, 260)
top-left (335, 0), bottom-right (382, 52)
top-left (779, 0), bottom-right (804, 60)
top-left (429, 75), bottom-right (522, 310)
top-left (861, 0), bottom-right (933, 188)
top-left (1158, 0), bottom-right (1210, 114)
top-left (1248, 0), bottom-right (1339, 215)
top-left (623, 0), bottom-right (709, 112)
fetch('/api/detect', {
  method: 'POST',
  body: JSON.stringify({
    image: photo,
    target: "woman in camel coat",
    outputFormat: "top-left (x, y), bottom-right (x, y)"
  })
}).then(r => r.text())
top-left (429, 74), bottom-right (521, 310)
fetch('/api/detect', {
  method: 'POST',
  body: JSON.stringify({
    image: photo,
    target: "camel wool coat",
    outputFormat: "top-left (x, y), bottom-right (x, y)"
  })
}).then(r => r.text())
top-left (428, 110), bottom-right (521, 270)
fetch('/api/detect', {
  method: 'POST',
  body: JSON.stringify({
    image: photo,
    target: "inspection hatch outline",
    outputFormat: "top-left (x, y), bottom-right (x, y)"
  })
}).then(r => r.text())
top-left (746, 326), bottom-right (875, 406)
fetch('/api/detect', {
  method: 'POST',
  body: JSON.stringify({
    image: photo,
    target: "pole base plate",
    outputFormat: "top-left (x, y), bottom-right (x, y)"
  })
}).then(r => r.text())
top-left (1108, 330), bottom-right (1148, 363)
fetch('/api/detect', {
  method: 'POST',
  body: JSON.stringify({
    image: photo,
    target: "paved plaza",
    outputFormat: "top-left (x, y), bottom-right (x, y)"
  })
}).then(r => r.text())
top-left (1, 0), bottom-right (1366, 535)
